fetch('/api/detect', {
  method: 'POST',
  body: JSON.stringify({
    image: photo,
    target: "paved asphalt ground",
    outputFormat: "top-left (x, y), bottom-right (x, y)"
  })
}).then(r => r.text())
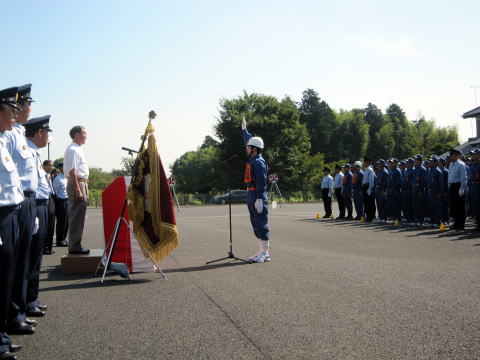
top-left (11, 203), bottom-right (480, 359)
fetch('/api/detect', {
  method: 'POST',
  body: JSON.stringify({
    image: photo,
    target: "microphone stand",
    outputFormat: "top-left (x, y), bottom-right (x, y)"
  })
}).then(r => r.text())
top-left (206, 154), bottom-right (249, 265)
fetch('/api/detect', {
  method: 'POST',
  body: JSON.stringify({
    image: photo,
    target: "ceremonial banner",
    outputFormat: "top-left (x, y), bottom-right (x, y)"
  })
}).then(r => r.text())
top-left (127, 134), bottom-right (179, 262)
top-left (102, 176), bottom-right (153, 272)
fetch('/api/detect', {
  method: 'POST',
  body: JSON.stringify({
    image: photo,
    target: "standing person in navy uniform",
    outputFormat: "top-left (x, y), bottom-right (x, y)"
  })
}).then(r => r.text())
top-left (0, 86), bottom-right (25, 360)
top-left (402, 158), bottom-right (415, 226)
top-left (24, 116), bottom-right (52, 317)
top-left (387, 158), bottom-right (402, 224)
top-left (427, 156), bottom-right (443, 227)
top-left (42, 160), bottom-right (56, 255)
top-left (341, 164), bottom-right (353, 220)
top-left (241, 118), bottom-right (270, 263)
top-left (469, 149), bottom-right (480, 231)
top-left (352, 161), bottom-right (364, 220)
top-left (4, 84), bottom-right (39, 336)
top-left (412, 155), bottom-right (428, 227)
top-left (375, 159), bottom-right (389, 223)
top-left (438, 157), bottom-right (449, 225)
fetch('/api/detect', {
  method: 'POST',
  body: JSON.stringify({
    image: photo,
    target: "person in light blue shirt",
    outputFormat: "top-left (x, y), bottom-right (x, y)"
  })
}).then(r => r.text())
top-left (53, 163), bottom-right (69, 246)
top-left (333, 165), bottom-right (345, 219)
top-left (320, 167), bottom-right (333, 218)
top-left (362, 158), bottom-right (376, 222)
top-left (24, 116), bottom-right (52, 317)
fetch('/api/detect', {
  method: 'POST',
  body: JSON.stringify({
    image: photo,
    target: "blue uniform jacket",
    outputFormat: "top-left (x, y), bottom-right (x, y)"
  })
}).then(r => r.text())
top-left (469, 162), bottom-right (480, 186)
top-left (374, 168), bottom-right (389, 192)
top-left (387, 167), bottom-right (402, 191)
top-left (427, 167), bottom-right (443, 191)
top-left (342, 171), bottom-right (352, 194)
top-left (352, 170), bottom-right (364, 190)
top-left (401, 167), bottom-right (414, 190)
top-left (412, 165), bottom-right (428, 191)
top-left (441, 167), bottom-right (449, 190)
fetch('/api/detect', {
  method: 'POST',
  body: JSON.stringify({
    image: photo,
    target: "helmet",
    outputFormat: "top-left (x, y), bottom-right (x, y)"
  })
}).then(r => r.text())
top-left (247, 136), bottom-right (264, 149)
top-left (353, 161), bottom-right (362, 167)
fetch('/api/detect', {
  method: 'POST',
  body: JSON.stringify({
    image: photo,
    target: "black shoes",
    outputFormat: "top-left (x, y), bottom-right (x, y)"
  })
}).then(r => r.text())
top-left (68, 248), bottom-right (90, 255)
top-left (449, 225), bottom-right (465, 231)
top-left (6, 322), bottom-right (35, 335)
top-left (38, 304), bottom-right (48, 311)
top-left (0, 351), bottom-right (17, 360)
top-left (56, 240), bottom-right (69, 247)
top-left (24, 318), bottom-right (37, 327)
top-left (43, 249), bottom-right (55, 255)
top-left (8, 345), bottom-right (22, 353)
top-left (27, 307), bottom-right (45, 317)
top-left (345, 216), bottom-right (353, 220)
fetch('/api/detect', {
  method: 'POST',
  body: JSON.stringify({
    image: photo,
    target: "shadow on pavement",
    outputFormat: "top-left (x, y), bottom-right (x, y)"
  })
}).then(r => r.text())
top-left (39, 278), bottom-right (152, 292)
top-left (164, 261), bottom-right (250, 274)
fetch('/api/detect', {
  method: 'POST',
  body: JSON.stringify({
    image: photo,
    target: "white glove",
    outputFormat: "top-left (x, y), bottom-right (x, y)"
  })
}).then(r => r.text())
top-left (33, 217), bottom-right (39, 235)
top-left (459, 188), bottom-right (464, 197)
top-left (367, 188), bottom-right (371, 196)
top-left (328, 191), bottom-right (332, 198)
top-left (241, 116), bottom-right (247, 130)
top-left (255, 199), bottom-right (263, 213)
top-left (0, 236), bottom-right (2, 246)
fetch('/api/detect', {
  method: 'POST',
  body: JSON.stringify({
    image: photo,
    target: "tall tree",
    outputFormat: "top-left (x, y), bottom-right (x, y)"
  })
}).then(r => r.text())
top-left (364, 103), bottom-right (385, 158)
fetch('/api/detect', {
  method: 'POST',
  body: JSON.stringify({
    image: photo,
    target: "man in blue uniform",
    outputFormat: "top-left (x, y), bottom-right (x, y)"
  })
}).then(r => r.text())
top-left (241, 117), bottom-right (270, 263)
top-left (352, 161), bottom-right (364, 220)
top-left (4, 84), bottom-right (39, 335)
top-left (341, 164), bottom-right (353, 220)
top-left (25, 116), bottom-right (52, 317)
top-left (412, 155), bottom-right (428, 227)
top-left (427, 156), bottom-right (443, 227)
top-left (375, 159), bottom-right (389, 223)
top-left (0, 86), bottom-right (25, 360)
top-left (387, 158), bottom-right (402, 224)
top-left (402, 158), bottom-right (415, 226)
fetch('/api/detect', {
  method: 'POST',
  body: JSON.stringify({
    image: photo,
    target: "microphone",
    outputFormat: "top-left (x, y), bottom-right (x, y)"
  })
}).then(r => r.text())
top-left (223, 154), bottom-right (238, 164)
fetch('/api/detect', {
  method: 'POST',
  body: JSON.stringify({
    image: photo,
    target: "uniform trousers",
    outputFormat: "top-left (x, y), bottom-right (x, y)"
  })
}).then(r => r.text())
top-left (321, 189), bottom-right (332, 217)
top-left (441, 190), bottom-right (449, 223)
top-left (449, 183), bottom-right (466, 229)
top-left (471, 185), bottom-right (480, 228)
top-left (8, 194), bottom-right (35, 325)
top-left (27, 199), bottom-right (48, 311)
top-left (362, 184), bottom-right (376, 221)
top-left (334, 188), bottom-right (345, 218)
top-left (342, 191), bottom-right (353, 217)
top-left (353, 187), bottom-right (364, 218)
top-left (402, 188), bottom-right (413, 223)
top-left (44, 194), bottom-right (56, 252)
top-left (388, 189), bottom-right (402, 221)
top-left (67, 180), bottom-right (88, 252)
top-left (55, 197), bottom-right (69, 244)
top-left (0, 205), bottom-right (20, 354)
top-left (412, 188), bottom-right (426, 224)
top-left (427, 189), bottom-right (441, 224)
top-left (246, 191), bottom-right (269, 240)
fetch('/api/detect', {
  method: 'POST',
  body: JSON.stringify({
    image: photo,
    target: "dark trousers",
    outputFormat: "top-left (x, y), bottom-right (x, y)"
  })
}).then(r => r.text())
top-left (471, 186), bottom-right (480, 228)
top-left (402, 188), bottom-right (413, 223)
top-left (334, 188), bottom-right (344, 218)
top-left (427, 189), bottom-right (441, 224)
top-left (342, 191), bottom-right (353, 217)
top-left (44, 195), bottom-right (56, 251)
top-left (55, 197), bottom-right (69, 243)
top-left (353, 188), bottom-right (364, 218)
top-left (441, 191), bottom-right (449, 223)
top-left (8, 195), bottom-right (35, 326)
top-left (362, 184), bottom-right (376, 220)
top-left (388, 189), bottom-right (401, 221)
top-left (27, 200), bottom-right (48, 310)
top-left (321, 189), bottom-right (332, 216)
top-left (412, 188), bottom-right (426, 224)
top-left (375, 189), bottom-right (387, 221)
top-left (247, 192), bottom-right (269, 241)
top-left (0, 205), bottom-right (20, 353)
top-left (449, 183), bottom-right (466, 228)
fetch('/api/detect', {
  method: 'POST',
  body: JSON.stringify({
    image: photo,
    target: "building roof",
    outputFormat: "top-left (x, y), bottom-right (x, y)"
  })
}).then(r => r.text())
top-left (462, 106), bottom-right (480, 118)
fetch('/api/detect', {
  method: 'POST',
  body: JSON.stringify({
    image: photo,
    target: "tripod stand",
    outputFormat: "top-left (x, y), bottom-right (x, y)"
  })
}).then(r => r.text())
top-left (207, 155), bottom-right (248, 265)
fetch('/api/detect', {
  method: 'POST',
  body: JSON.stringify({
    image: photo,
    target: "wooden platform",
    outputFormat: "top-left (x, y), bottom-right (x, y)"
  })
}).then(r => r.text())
top-left (60, 249), bottom-right (104, 274)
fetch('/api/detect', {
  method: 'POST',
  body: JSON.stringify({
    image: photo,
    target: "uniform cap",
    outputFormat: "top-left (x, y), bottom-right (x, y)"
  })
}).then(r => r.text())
top-left (414, 154), bottom-right (423, 161)
top-left (24, 115), bottom-right (52, 133)
top-left (449, 148), bottom-right (462, 155)
top-left (407, 158), bottom-right (415, 164)
top-left (343, 163), bottom-right (351, 168)
top-left (377, 159), bottom-right (386, 165)
top-left (17, 83), bottom-right (34, 103)
top-left (323, 167), bottom-right (330, 172)
top-left (439, 158), bottom-right (446, 163)
top-left (0, 87), bottom-right (21, 110)
top-left (246, 136), bottom-right (264, 149)
top-left (399, 160), bottom-right (406, 165)
top-left (430, 155), bottom-right (438, 162)
top-left (353, 161), bottom-right (362, 167)
top-left (474, 148), bottom-right (480, 155)
top-left (391, 158), bottom-right (399, 163)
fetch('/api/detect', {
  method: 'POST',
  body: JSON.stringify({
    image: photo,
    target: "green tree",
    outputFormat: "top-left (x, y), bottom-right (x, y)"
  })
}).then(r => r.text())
top-left (334, 109), bottom-right (369, 161)
top-left (364, 103), bottom-right (385, 158)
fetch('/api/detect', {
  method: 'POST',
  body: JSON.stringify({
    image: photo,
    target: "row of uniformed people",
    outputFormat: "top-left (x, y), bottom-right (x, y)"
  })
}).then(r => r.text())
top-left (0, 85), bottom-right (55, 360)
top-left (325, 149), bottom-right (473, 230)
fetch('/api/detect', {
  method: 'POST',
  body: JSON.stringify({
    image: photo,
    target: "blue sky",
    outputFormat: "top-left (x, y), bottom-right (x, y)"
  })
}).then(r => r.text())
top-left (2, 0), bottom-right (479, 172)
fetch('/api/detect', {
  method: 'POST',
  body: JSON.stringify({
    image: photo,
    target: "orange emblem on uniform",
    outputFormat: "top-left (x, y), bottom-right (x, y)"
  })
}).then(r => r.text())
top-left (5, 157), bottom-right (9, 162)
top-left (244, 163), bottom-right (252, 183)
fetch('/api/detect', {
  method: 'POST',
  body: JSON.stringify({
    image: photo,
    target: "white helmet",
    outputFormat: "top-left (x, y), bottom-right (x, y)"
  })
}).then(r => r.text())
top-left (247, 136), bottom-right (264, 149)
top-left (354, 161), bottom-right (362, 167)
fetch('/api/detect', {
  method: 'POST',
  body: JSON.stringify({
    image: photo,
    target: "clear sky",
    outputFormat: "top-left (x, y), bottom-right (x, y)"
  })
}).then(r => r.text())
top-left (2, 0), bottom-right (479, 172)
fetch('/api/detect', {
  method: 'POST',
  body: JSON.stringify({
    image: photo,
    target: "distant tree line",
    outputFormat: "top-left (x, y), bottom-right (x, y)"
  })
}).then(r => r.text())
top-left (171, 89), bottom-right (459, 200)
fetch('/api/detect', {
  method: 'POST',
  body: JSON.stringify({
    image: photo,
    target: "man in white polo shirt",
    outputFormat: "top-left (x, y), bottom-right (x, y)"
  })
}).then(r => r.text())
top-left (63, 126), bottom-right (90, 255)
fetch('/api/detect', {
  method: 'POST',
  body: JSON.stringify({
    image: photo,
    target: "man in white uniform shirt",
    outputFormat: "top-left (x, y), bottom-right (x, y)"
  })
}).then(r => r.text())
top-left (63, 126), bottom-right (90, 255)
top-left (321, 167), bottom-right (334, 218)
